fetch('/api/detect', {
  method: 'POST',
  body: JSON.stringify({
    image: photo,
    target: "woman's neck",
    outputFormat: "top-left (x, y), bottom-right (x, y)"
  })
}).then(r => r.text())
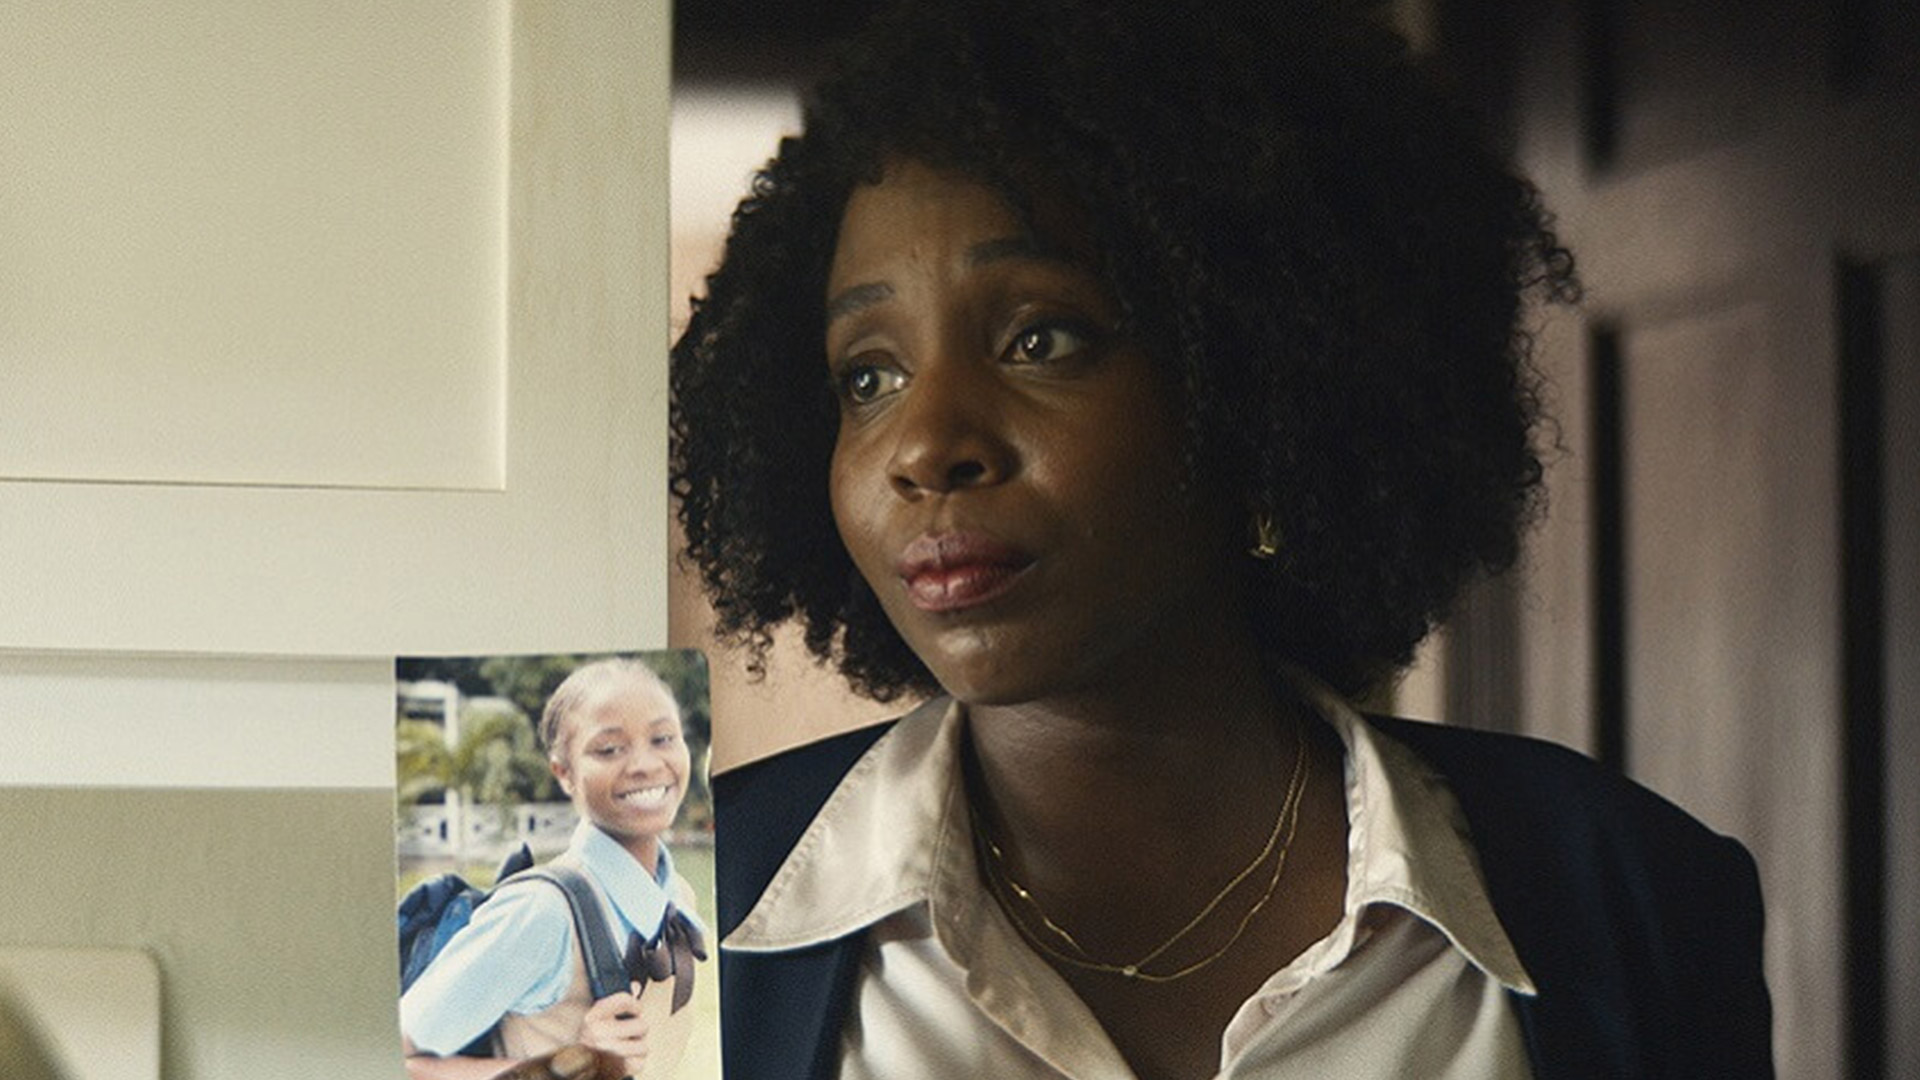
top-left (961, 643), bottom-right (1318, 954)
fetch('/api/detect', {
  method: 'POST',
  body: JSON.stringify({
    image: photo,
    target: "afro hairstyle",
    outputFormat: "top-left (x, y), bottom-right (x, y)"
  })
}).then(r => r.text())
top-left (670, 0), bottom-right (1576, 700)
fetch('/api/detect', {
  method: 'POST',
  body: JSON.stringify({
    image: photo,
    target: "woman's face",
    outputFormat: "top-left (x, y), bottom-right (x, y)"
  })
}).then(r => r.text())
top-left (824, 160), bottom-right (1242, 706)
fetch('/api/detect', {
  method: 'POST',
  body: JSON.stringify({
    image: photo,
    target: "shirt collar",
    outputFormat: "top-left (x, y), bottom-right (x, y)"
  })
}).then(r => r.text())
top-left (568, 817), bottom-right (699, 940)
top-left (721, 685), bottom-right (1533, 995)
top-left (724, 696), bottom-right (957, 951)
top-left (1287, 669), bottom-right (1536, 996)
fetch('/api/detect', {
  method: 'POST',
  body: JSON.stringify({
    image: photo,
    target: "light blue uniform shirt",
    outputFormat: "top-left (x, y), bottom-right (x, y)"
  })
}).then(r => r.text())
top-left (401, 819), bottom-right (705, 1056)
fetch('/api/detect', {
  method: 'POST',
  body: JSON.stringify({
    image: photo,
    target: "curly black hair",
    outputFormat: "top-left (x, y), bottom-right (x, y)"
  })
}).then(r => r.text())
top-left (670, 0), bottom-right (1576, 701)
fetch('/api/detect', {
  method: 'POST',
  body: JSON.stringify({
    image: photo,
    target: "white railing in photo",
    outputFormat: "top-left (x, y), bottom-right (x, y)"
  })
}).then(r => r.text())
top-left (398, 801), bottom-right (578, 861)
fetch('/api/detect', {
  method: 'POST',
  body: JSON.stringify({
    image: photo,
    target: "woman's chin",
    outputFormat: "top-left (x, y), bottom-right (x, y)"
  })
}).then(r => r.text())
top-left (922, 656), bottom-right (1070, 709)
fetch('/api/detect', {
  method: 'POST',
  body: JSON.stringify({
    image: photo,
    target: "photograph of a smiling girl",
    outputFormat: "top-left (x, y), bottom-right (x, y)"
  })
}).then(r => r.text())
top-left (393, 651), bottom-right (717, 1080)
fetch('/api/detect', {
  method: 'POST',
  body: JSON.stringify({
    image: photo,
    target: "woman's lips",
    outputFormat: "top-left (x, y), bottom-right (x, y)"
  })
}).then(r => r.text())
top-left (897, 532), bottom-right (1035, 613)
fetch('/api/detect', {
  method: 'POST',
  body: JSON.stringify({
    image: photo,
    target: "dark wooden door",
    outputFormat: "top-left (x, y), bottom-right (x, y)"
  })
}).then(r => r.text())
top-left (1440, 1), bottom-right (1920, 1076)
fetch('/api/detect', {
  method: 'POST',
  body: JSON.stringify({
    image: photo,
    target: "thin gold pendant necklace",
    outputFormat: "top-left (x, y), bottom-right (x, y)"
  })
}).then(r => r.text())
top-left (969, 721), bottom-right (1310, 984)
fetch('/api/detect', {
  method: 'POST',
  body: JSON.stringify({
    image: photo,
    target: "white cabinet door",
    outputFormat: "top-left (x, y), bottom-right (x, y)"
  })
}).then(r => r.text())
top-left (0, 0), bottom-right (669, 657)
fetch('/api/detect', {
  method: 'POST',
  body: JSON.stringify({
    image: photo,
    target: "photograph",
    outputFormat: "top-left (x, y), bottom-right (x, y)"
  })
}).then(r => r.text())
top-left (394, 652), bottom-right (717, 1080)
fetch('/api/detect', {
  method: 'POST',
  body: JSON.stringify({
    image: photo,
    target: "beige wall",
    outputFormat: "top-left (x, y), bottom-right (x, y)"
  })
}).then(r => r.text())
top-left (0, 786), bottom-right (397, 1079)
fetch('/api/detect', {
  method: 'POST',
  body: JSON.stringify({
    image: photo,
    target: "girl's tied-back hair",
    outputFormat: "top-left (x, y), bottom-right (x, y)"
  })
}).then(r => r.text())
top-left (539, 657), bottom-right (677, 760)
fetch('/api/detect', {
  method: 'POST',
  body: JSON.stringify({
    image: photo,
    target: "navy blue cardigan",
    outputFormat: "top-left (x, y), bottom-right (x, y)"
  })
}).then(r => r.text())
top-left (715, 714), bottom-right (1773, 1079)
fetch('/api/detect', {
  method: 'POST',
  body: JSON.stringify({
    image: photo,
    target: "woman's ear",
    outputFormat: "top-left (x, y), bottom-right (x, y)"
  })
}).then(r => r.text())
top-left (550, 756), bottom-right (574, 798)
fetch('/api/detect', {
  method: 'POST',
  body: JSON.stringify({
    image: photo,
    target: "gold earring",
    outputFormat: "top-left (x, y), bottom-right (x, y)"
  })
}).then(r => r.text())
top-left (1249, 512), bottom-right (1279, 560)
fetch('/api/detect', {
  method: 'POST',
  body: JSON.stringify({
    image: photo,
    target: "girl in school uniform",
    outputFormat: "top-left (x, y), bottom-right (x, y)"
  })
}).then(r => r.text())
top-left (402, 659), bottom-right (706, 1080)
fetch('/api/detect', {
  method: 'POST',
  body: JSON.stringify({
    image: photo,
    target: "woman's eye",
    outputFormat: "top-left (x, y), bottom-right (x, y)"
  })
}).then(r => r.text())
top-left (834, 361), bottom-right (906, 405)
top-left (652, 734), bottom-right (680, 748)
top-left (1007, 322), bottom-right (1091, 365)
top-left (590, 744), bottom-right (622, 759)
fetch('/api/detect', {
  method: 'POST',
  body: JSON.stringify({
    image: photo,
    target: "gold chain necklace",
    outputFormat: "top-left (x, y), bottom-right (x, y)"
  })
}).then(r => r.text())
top-left (970, 723), bottom-right (1310, 984)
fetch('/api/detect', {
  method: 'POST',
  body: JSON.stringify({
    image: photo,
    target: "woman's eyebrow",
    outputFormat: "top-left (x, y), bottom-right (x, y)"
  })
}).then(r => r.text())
top-left (826, 281), bottom-right (894, 323)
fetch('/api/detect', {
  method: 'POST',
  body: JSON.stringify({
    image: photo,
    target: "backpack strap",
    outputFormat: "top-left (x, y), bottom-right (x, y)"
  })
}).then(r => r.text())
top-left (515, 860), bottom-right (630, 1002)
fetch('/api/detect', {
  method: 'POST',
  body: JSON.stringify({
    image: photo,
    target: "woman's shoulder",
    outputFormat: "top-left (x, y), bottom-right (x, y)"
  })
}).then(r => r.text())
top-left (717, 716), bottom-right (902, 787)
top-left (711, 714), bottom-right (908, 935)
top-left (1364, 719), bottom-right (1771, 1071)
top-left (1367, 713), bottom-right (1764, 976)
top-left (712, 717), bottom-right (905, 836)
top-left (1367, 716), bottom-right (1743, 860)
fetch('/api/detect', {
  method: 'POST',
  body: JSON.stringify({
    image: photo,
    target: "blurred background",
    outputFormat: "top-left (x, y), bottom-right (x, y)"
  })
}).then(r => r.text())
top-left (666, 2), bottom-right (1920, 1078)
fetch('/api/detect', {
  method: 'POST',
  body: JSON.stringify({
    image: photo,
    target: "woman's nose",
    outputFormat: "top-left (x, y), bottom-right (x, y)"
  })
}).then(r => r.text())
top-left (885, 359), bottom-right (1015, 497)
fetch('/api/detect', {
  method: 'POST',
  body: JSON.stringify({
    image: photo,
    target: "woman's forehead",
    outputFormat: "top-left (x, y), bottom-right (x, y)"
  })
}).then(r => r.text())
top-left (828, 160), bottom-right (1107, 306)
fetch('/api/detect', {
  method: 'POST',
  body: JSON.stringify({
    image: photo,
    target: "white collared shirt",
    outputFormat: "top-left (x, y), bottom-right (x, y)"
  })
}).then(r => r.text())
top-left (726, 679), bottom-right (1537, 1078)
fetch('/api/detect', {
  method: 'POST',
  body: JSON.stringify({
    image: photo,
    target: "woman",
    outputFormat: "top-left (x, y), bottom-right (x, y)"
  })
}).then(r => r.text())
top-left (670, 1), bottom-right (1773, 1078)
